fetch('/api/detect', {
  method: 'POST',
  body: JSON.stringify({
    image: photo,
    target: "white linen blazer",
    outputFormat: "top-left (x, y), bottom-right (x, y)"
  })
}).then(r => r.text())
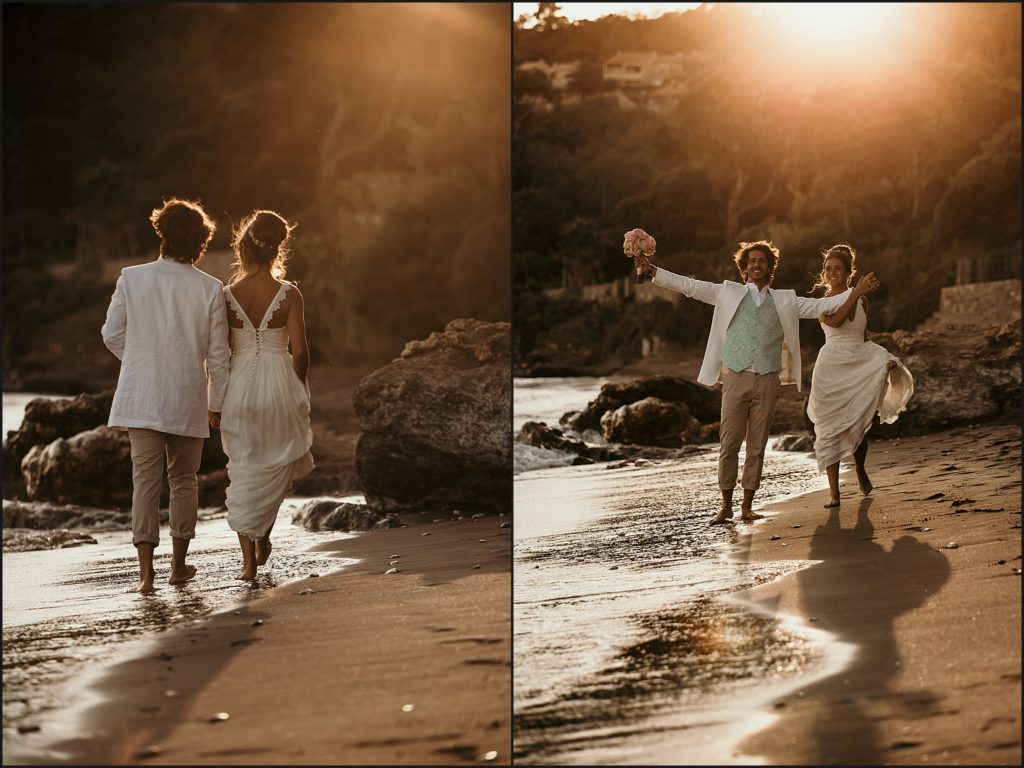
top-left (651, 268), bottom-right (853, 391)
top-left (102, 256), bottom-right (231, 437)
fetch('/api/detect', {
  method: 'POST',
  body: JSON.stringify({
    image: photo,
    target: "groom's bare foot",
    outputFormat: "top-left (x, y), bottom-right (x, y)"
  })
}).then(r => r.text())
top-left (740, 508), bottom-right (765, 522)
top-left (710, 509), bottom-right (734, 525)
top-left (235, 566), bottom-right (257, 581)
top-left (134, 568), bottom-right (157, 593)
top-left (856, 468), bottom-right (873, 495)
top-left (255, 537), bottom-right (272, 566)
top-left (168, 564), bottom-right (197, 585)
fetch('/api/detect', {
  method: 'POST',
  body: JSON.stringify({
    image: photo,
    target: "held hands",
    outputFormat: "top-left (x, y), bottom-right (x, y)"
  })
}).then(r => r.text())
top-left (853, 272), bottom-right (880, 296)
top-left (208, 411), bottom-right (221, 429)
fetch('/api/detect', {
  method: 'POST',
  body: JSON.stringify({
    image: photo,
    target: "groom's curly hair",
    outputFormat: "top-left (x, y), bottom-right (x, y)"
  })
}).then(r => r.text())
top-left (149, 198), bottom-right (216, 263)
top-left (732, 240), bottom-right (779, 283)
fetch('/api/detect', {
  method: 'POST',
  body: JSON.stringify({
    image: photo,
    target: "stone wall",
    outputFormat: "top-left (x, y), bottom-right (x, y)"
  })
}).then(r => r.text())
top-left (927, 279), bottom-right (1021, 328)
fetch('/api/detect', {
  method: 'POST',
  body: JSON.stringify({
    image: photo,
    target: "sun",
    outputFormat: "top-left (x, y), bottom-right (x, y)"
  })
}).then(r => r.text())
top-left (767, 2), bottom-right (910, 57)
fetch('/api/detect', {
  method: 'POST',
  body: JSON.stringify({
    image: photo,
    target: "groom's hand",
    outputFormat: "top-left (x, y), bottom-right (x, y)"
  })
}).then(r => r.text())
top-left (634, 253), bottom-right (656, 278)
top-left (208, 411), bottom-right (221, 429)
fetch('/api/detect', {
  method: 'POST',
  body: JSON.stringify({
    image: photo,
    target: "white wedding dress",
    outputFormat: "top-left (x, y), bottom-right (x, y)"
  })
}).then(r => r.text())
top-left (807, 298), bottom-right (914, 472)
top-left (221, 282), bottom-right (314, 540)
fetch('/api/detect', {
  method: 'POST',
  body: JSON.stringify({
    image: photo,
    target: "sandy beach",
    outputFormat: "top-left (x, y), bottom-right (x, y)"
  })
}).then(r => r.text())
top-left (9, 511), bottom-right (511, 766)
top-left (735, 421), bottom-right (1021, 765)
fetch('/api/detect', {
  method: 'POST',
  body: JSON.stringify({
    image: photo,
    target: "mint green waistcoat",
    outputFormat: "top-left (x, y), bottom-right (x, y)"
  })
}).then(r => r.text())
top-left (722, 291), bottom-right (784, 374)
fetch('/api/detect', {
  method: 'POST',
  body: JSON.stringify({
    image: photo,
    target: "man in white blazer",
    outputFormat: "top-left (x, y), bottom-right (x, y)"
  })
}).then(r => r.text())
top-left (102, 199), bottom-right (231, 592)
top-left (635, 241), bottom-right (878, 524)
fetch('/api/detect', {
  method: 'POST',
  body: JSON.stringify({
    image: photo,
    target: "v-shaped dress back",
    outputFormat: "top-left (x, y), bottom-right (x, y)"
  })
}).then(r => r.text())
top-left (220, 282), bottom-right (314, 539)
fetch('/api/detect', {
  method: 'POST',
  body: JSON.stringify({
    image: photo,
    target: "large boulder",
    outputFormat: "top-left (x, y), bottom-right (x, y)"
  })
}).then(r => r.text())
top-left (868, 323), bottom-right (1020, 436)
top-left (3, 390), bottom-right (228, 501)
top-left (3, 391), bottom-right (114, 498)
top-left (516, 421), bottom-right (702, 464)
top-left (21, 426), bottom-right (134, 508)
top-left (561, 376), bottom-right (721, 438)
top-left (599, 396), bottom-right (709, 447)
top-left (353, 318), bottom-right (511, 515)
top-left (2, 500), bottom-right (131, 530)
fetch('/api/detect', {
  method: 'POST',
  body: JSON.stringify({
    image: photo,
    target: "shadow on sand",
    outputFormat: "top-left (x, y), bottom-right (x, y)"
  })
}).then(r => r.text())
top-left (743, 496), bottom-right (952, 765)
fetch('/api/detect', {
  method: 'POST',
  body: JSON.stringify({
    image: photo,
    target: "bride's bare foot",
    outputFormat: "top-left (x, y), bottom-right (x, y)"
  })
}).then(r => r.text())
top-left (235, 566), bottom-right (257, 581)
top-left (824, 495), bottom-right (841, 508)
top-left (255, 537), bottom-right (272, 566)
top-left (168, 564), bottom-right (197, 585)
top-left (856, 468), bottom-right (873, 495)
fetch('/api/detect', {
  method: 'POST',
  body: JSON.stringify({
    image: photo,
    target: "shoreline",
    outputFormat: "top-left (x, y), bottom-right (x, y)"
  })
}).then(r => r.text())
top-left (6, 511), bottom-right (511, 766)
top-left (728, 420), bottom-right (1021, 765)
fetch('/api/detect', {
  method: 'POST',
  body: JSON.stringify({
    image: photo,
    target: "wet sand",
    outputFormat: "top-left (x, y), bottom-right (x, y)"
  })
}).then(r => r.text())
top-left (734, 422), bottom-right (1021, 765)
top-left (11, 513), bottom-right (511, 766)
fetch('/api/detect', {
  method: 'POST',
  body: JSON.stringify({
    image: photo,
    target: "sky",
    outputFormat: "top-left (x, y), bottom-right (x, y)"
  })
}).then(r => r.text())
top-left (513, 2), bottom-right (703, 26)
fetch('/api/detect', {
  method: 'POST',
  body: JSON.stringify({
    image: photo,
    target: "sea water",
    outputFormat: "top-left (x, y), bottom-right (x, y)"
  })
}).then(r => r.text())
top-left (512, 378), bottom-right (850, 765)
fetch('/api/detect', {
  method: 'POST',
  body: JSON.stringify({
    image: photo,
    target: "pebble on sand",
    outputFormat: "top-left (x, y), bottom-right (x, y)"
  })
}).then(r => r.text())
top-left (770, 535), bottom-right (782, 541)
top-left (297, 588), bottom-right (314, 595)
top-left (483, 751), bottom-right (498, 761)
top-left (401, 704), bottom-right (415, 712)
top-left (499, 522), bottom-right (510, 528)
top-left (251, 620), bottom-right (263, 627)
top-left (385, 568), bottom-right (400, 574)
top-left (945, 542), bottom-right (960, 549)
top-left (474, 565), bottom-right (482, 569)
top-left (207, 712), bottom-right (230, 723)
top-left (164, 689), bottom-right (179, 698)
top-left (135, 746), bottom-right (162, 759)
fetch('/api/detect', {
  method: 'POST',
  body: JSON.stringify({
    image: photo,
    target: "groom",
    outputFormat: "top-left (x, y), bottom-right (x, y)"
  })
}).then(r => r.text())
top-left (635, 241), bottom-right (877, 524)
top-left (102, 198), bottom-right (231, 592)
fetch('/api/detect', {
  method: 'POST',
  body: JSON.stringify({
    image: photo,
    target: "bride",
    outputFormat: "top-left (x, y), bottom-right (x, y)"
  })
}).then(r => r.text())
top-left (807, 243), bottom-right (913, 508)
top-left (213, 209), bottom-right (314, 580)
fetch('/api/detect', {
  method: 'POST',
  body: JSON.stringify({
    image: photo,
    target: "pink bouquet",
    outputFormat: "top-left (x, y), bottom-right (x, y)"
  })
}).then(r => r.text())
top-left (623, 228), bottom-right (656, 283)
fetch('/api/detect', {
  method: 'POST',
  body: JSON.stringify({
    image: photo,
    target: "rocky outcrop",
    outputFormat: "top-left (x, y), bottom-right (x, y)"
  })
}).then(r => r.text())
top-left (560, 376), bottom-right (721, 447)
top-left (21, 426), bottom-right (134, 508)
top-left (353, 319), bottom-right (511, 515)
top-left (3, 391), bottom-right (114, 498)
top-left (772, 433), bottom-right (815, 452)
top-left (869, 323), bottom-right (1021, 436)
top-left (516, 421), bottom-right (702, 464)
top-left (3, 528), bottom-right (98, 553)
top-left (2, 500), bottom-right (132, 530)
top-left (291, 499), bottom-right (399, 532)
top-left (4, 390), bottom-right (228, 504)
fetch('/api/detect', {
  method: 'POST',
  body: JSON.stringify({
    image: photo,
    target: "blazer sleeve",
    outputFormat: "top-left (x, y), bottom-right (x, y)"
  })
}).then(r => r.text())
top-left (205, 289), bottom-right (232, 412)
top-left (101, 273), bottom-right (127, 360)
top-left (794, 288), bottom-right (852, 319)
top-left (651, 267), bottom-right (722, 306)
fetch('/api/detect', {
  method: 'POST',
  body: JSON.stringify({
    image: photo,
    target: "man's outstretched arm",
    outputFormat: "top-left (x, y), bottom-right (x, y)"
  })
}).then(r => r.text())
top-left (636, 253), bottom-right (721, 306)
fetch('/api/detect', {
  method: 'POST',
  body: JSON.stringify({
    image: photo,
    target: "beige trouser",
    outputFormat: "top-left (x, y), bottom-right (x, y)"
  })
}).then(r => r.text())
top-left (719, 369), bottom-right (782, 491)
top-left (128, 428), bottom-right (204, 547)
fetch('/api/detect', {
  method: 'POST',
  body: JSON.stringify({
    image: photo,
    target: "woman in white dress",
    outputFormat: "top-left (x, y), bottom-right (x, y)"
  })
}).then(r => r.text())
top-left (807, 244), bottom-right (914, 508)
top-left (212, 209), bottom-right (314, 580)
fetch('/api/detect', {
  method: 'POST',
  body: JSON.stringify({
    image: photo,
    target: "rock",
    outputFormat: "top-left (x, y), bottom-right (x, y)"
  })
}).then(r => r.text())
top-left (560, 376), bottom-right (721, 434)
top-left (2, 500), bottom-right (131, 530)
top-left (353, 319), bottom-right (511, 515)
top-left (516, 421), bottom-right (701, 463)
top-left (290, 499), bottom-right (400, 532)
top-left (868, 324), bottom-right (1020, 436)
top-left (2, 528), bottom-right (98, 552)
top-left (772, 433), bottom-right (815, 452)
top-left (21, 427), bottom-right (133, 508)
top-left (3, 391), bottom-right (114, 498)
top-left (599, 396), bottom-right (703, 447)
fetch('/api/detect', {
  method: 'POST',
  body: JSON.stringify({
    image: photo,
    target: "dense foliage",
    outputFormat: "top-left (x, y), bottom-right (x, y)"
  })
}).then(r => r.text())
top-left (514, 3), bottom-right (1021, 336)
top-left (4, 3), bottom-right (510, 364)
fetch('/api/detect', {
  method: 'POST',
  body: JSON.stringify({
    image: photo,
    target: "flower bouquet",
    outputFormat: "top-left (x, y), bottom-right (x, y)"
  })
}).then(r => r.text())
top-left (623, 228), bottom-right (656, 284)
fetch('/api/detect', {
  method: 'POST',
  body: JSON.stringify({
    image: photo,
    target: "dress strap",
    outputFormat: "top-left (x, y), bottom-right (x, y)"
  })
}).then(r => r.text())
top-left (257, 282), bottom-right (290, 330)
top-left (224, 286), bottom-right (252, 330)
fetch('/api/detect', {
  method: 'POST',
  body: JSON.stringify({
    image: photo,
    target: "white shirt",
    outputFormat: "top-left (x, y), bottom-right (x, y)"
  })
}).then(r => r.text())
top-left (102, 256), bottom-right (231, 438)
top-left (747, 281), bottom-right (769, 307)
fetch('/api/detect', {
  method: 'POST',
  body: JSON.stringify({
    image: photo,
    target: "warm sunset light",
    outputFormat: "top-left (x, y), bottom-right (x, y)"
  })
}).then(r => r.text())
top-left (767, 2), bottom-right (911, 56)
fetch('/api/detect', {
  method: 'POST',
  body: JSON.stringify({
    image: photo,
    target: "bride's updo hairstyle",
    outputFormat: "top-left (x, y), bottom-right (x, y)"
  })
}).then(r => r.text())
top-left (230, 209), bottom-right (295, 283)
top-left (150, 198), bottom-right (216, 264)
top-left (812, 243), bottom-right (858, 292)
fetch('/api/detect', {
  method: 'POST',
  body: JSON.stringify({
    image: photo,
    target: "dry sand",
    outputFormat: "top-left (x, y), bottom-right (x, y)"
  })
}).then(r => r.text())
top-left (732, 421), bottom-right (1021, 765)
top-left (40, 513), bottom-right (511, 766)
